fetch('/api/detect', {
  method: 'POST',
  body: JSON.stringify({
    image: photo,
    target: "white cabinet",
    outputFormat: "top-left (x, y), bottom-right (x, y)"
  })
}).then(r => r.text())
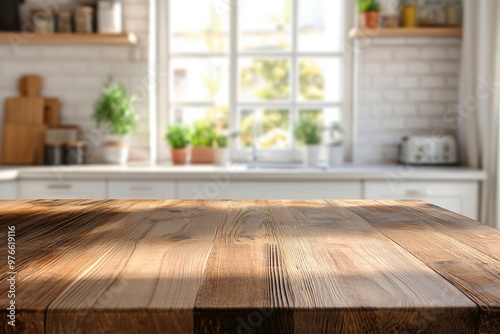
top-left (177, 181), bottom-right (362, 200)
top-left (107, 181), bottom-right (175, 199)
top-left (18, 180), bottom-right (106, 199)
top-left (364, 181), bottom-right (479, 219)
top-left (0, 181), bottom-right (17, 199)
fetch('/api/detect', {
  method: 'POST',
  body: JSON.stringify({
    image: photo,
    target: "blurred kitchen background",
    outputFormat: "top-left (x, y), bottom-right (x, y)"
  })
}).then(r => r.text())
top-left (0, 0), bottom-right (499, 228)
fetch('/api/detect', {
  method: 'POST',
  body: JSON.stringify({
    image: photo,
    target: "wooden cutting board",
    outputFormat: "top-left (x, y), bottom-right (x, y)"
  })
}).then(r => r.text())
top-left (1, 123), bottom-right (45, 165)
top-left (19, 75), bottom-right (42, 97)
top-left (44, 98), bottom-right (60, 127)
top-left (5, 97), bottom-right (45, 124)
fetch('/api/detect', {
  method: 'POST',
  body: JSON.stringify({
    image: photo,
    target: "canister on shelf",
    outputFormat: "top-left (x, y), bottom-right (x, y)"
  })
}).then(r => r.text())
top-left (57, 11), bottom-right (72, 33)
top-left (419, 0), bottom-right (446, 27)
top-left (402, 0), bottom-right (418, 28)
top-left (44, 142), bottom-right (64, 165)
top-left (446, 0), bottom-right (461, 26)
top-left (74, 6), bottom-right (94, 33)
top-left (33, 9), bottom-right (55, 33)
top-left (98, 0), bottom-right (123, 33)
top-left (65, 141), bottom-right (86, 165)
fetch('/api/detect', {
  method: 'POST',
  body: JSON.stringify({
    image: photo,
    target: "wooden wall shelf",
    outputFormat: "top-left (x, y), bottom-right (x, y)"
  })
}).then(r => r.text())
top-left (0, 32), bottom-right (137, 45)
top-left (349, 27), bottom-right (462, 39)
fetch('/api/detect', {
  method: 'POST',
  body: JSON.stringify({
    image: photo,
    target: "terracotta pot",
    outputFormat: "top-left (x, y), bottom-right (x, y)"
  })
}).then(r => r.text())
top-left (191, 147), bottom-right (215, 164)
top-left (171, 148), bottom-right (188, 165)
top-left (360, 12), bottom-right (380, 28)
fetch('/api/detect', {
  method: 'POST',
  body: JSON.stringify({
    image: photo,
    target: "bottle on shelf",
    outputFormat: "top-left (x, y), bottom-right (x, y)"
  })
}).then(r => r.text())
top-left (402, 0), bottom-right (419, 28)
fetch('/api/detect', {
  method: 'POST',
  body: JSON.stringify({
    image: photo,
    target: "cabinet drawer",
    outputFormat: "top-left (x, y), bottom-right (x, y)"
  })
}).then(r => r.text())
top-left (108, 181), bottom-right (175, 199)
top-left (364, 181), bottom-right (479, 220)
top-left (0, 181), bottom-right (17, 199)
top-left (18, 180), bottom-right (106, 199)
top-left (177, 181), bottom-right (362, 200)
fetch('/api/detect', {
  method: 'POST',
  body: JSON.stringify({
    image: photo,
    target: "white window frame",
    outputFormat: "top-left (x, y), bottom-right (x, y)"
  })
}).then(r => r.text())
top-left (154, 0), bottom-right (355, 163)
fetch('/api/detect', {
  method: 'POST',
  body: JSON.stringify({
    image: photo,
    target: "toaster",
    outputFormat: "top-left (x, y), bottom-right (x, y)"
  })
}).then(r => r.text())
top-left (399, 135), bottom-right (458, 165)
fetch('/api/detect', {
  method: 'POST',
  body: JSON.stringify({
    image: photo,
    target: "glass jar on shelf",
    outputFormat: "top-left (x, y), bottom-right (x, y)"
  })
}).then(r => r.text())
top-left (32, 9), bottom-right (55, 33)
top-left (57, 11), bottom-right (72, 33)
top-left (445, 0), bottom-right (462, 26)
top-left (402, 0), bottom-right (419, 28)
top-left (419, 0), bottom-right (446, 27)
top-left (74, 6), bottom-right (94, 33)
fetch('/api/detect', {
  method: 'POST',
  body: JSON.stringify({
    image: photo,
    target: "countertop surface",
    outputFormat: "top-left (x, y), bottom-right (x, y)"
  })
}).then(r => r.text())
top-left (0, 164), bottom-right (487, 181)
top-left (0, 199), bottom-right (498, 333)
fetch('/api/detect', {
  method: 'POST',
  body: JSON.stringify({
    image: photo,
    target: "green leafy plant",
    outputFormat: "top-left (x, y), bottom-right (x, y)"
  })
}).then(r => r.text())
top-left (191, 121), bottom-right (217, 148)
top-left (215, 132), bottom-right (239, 148)
top-left (295, 118), bottom-right (322, 145)
top-left (355, 0), bottom-right (381, 13)
top-left (165, 124), bottom-right (191, 149)
top-left (94, 81), bottom-right (137, 136)
top-left (216, 135), bottom-right (229, 148)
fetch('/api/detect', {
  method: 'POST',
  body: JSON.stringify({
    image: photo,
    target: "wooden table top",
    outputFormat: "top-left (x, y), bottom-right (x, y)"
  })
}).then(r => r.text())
top-left (0, 200), bottom-right (499, 334)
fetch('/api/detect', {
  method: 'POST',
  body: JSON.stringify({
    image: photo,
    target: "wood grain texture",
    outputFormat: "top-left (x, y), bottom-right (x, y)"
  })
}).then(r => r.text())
top-left (0, 200), bottom-right (499, 334)
top-left (338, 200), bottom-right (500, 334)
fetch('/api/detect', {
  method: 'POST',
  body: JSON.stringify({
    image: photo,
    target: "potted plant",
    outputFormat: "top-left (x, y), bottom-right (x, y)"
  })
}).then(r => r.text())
top-left (94, 81), bottom-right (137, 164)
top-left (214, 132), bottom-right (239, 166)
top-left (356, 0), bottom-right (381, 28)
top-left (214, 134), bottom-right (229, 166)
top-left (327, 121), bottom-right (345, 167)
top-left (165, 124), bottom-right (191, 165)
top-left (191, 121), bottom-right (217, 164)
top-left (295, 118), bottom-right (322, 166)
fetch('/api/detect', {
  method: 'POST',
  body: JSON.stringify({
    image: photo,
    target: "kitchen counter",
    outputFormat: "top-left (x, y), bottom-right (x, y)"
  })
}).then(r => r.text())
top-left (0, 199), bottom-right (498, 333)
top-left (0, 164), bottom-right (487, 181)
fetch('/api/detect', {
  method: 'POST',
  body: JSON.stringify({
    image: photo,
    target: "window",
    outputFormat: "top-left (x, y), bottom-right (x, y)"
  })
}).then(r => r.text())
top-left (164, 0), bottom-right (346, 160)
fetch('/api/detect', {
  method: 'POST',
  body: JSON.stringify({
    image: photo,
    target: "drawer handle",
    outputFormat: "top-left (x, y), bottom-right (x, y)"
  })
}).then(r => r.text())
top-left (47, 184), bottom-right (72, 190)
top-left (129, 186), bottom-right (153, 192)
top-left (405, 189), bottom-right (432, 197)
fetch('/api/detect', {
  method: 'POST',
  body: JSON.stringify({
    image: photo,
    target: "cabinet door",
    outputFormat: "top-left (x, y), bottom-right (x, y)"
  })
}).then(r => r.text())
top-left (0, 181), bottom-right (17, 199)
top-left (177, 181), bottom-right (362, 200)
top-left (364, 181), bottom-right (479, 219)
top-left (18, 180), bottom-right (106, 199)
top-left (108, 181), bottom-right (175, 199)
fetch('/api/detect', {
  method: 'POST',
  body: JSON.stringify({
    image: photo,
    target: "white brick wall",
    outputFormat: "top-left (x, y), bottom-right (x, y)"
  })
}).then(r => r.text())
top-left (0, 0), bottom-right (150, 162)
top-left (355, 37), bottom-right (460, 164)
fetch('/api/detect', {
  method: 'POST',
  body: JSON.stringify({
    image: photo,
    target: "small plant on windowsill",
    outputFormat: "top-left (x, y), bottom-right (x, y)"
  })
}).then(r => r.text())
top-left (295, 118), bottom-right (323, 166)
top-left (214, 131), bottom-right (239, 166)
top-left (355, 0), bottom-right (381, 29)
top-left (165, 124), bottom-right (191, 165)
top-left (191, 120), bottom-right (217, 164)
top-left (326, 121), bottom-right (345, 167)
top-left (94, 80), bottom-right (137, 165)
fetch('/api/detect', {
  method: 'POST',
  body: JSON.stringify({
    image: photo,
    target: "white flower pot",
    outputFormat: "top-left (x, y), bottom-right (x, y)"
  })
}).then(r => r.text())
top-left (328, 145), bottom-right (344, 167)
top-left (214, 147), bottom-right (230, 166)
top-left (305, 145), bottom-right (321, 166)
top-left (102, 135), bottom-right (129, 165)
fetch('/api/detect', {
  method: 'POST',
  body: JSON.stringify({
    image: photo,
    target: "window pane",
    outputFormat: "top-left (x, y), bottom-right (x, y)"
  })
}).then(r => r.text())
top-left (239, 0), bottom-right (292, 52)
top-left (299, 108), bottom-right (341, 145)
top-left (240, 58), bottom-right (291, 101)
top-left (298, 0), bottom-right (342, 52)
top-left (170, 0), bottom-right (229, 53)
top-left (171, 58), bottom-right (229, 103)
top-left (172, 105), bottom-right (229, 129)
top-left (298, 58), bottom-right (341, 102)
top-left (239, 109), bottom-right (291, 149)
